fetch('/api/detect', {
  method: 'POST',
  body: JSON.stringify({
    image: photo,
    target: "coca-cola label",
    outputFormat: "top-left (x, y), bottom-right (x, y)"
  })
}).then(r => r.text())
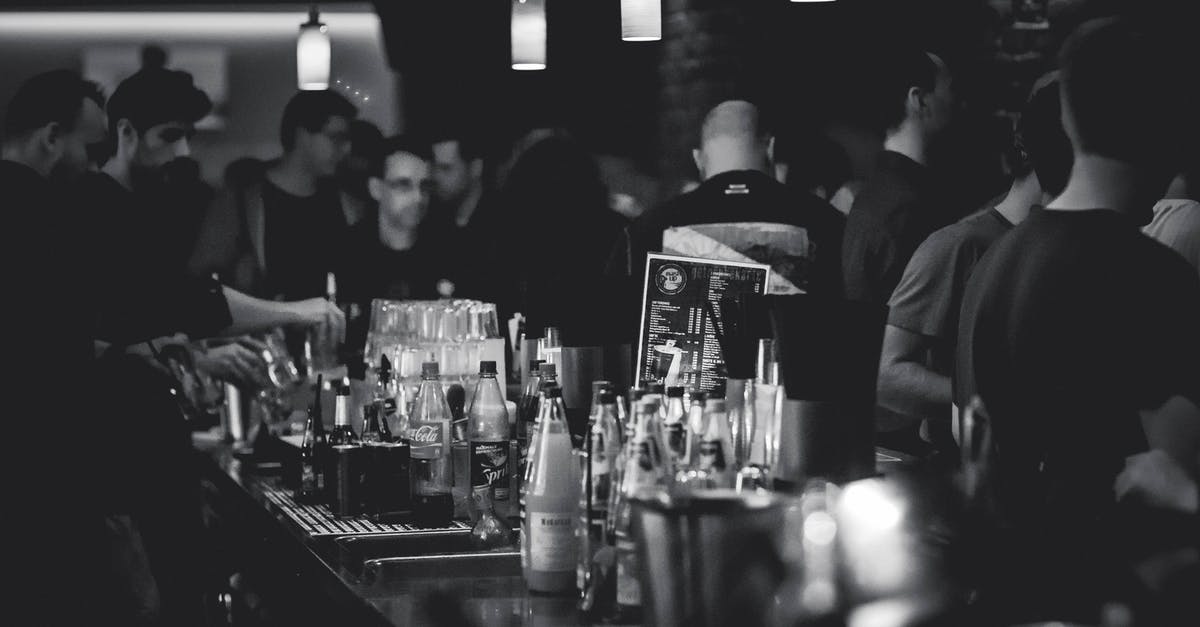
top-left (409, 421), bottom-right (446, 459)
top-left (470, 441), bottom-right (509, 497)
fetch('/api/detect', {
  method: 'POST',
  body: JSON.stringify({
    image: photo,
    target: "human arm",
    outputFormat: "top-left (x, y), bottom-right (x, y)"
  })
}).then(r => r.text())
top-left (1115, 448), bottom-right (1199, 513)
top-left (218, 287), bottom-right (345, 342)
top-left (877, 324), bottom-right (953, 419)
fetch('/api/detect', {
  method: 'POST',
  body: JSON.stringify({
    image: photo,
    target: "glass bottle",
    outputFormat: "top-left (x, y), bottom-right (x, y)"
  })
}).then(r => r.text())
top-left (328, 383), bottom-right (358, 446)
top-left (376, 354), bottom-right (408, 438)
top-left (577, 390), bottom-right (620, 595)
top-left (298, 375), bottom-right (327, 504)
top-left (611, 398), bottom-right (668, 623)
top-left (409, 362), bottom-right (453, 527)
top-left (470, 487), bottom-right (514, 550)
top-left (523, 386), bottom-right (579, 593)
top-left (662, 386), bottom-right (688, 465)
top-left (695, 398), bottom-right (733, 488)
top-left (468, 361), bottom-right (511, 515)
top-left (726, 377), bottom-right (757, 469)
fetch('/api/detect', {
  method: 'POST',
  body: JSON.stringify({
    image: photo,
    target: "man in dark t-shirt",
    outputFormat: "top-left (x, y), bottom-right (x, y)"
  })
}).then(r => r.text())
top-left (841, 50), bottom-right (957, 305)
top-left (954, 19), bottom-right (1200, 622)
top-left (877, 76), bottom-right (1072, 458)
top-left (610, 100), bottom-right (845, 298)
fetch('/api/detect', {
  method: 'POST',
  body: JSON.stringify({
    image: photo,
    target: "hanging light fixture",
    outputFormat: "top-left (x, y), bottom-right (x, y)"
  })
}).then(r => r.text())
top-left (511, 0), bottom-right (547, 70)
top-left (621, 0), bottom-right (661, 41)
top-left (297, 4), bottom-right (331, 90)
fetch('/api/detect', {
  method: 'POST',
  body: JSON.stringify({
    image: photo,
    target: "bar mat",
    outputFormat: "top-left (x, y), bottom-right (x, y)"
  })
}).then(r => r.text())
top-left (257, 480), bottom-right (469, 537)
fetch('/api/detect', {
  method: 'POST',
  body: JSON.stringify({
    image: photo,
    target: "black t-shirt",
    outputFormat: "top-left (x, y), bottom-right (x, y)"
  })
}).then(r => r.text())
top-left (616, 170), bottom-right (845, 295)
top-left (955, 207), bottom-right (1200, 524)
top-left (842, 151), bottom-right (955, 305)
top-left (261, 178), bottom-right (346, 300)
top-left (74, 172), bottom-right (232, 345)
top-left (419, 193), bottom-right (501, 301)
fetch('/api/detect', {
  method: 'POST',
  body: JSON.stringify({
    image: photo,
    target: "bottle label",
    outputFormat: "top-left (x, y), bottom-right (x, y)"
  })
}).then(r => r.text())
top-left (699, 439), bottom-right (726, 471)
top-left (470, 441), bottom-right (509, 499)
top-left (616, 539), bottom-right (641, 607)
top-left (301, 466), bottom-right (316, 493)
top-left (410, 421), bottom-right (447, 459)
top-left (529, 512), bottom-right (575, 572)
top-left (382, 397), bottom-right (398, 419)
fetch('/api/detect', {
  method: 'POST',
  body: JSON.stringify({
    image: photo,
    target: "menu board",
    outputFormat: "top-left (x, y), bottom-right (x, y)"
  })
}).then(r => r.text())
top-left (635, 253), bottom-right (770, 394)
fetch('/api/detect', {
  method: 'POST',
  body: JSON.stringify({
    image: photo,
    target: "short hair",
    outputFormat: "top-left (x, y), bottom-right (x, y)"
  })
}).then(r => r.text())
top-left (429, 128), bottom-right (482, 162)
top-left (369, 135), bottom-right (432, 178)
top-left (278, 90), bottom-right (357, 151)
top-left (1058, 16), bottom-right (1198, 169)
top-left (1013, 78), bottom-right (1073, 197)
top-left (3, 70), bottom-right (105, 140)
top-left (873, 49), bottom-right (940, 133)
top-left (775, 131), bottom-right (853, 196)
top-left (106, 68), bottom-right (211, 138)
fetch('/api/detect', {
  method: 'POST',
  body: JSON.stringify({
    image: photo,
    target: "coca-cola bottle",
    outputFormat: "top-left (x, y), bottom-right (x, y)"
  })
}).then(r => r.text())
top-left (409, 362), bottom-right (453, 527)
top-left (523, 386), bottom-right (579, 593)
top-left (468, 361), bottom-right (510, 514)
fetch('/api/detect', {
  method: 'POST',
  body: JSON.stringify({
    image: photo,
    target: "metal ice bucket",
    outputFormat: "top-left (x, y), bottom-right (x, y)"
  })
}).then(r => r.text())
top-left (631, 489), bottom-right (789, 627)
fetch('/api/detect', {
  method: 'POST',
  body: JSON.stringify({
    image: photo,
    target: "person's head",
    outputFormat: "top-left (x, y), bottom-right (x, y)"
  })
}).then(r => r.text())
top-left (1010, 74), bottom-right (1074, 201)
top-left (106, 68), bottom-right (211, 177)
top-left (368, 135), bottom-right (433, 233)
top-left (692, 100), bottom-right (773, 180)
top-left (2, 69), bottom-right (107, 181)
top-left (337, 119), bottom-right (385, 201)
top-left (1058, 17), bottom-right (1197, 181)
top-left (875, 49), bottom-right (955, 139)
top-left (279, 90), bottom-right (357, 178)
top-left (429, 132), bottom-right (484, 207)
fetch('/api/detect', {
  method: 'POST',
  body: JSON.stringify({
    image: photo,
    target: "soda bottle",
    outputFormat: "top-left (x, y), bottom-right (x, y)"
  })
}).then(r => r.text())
top-left (523, 386), bottom-right (579, 593)
top-left (577, 390), bottom-right (621, 594)
top-left (662, 386), bottom-right (687, 465)
top-left (468, 361), bottom-right (511, 513)
top-left (409, 362), bottom-right (453, 527)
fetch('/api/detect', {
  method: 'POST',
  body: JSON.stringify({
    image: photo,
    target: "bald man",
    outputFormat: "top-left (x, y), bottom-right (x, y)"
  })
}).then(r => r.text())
top-left (608, 100), bottom-right (845, 300)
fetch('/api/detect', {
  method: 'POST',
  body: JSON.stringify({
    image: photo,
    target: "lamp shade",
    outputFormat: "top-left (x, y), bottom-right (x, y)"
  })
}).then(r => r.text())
top-left (621, 0), bottom-right (661, 41)
top-left (297, 8), bottom-right (330, 90)
top-left (511, 0), bottom-right (546, 70)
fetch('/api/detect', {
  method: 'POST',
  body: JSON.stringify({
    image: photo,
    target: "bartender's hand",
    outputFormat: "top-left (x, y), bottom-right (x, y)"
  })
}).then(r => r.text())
top-left (291, 298), bottom-right (346, 343)
top-left (1115, 449), bottom-right (1200, 513)
top-left (195, 341), bottom-right (268, 388)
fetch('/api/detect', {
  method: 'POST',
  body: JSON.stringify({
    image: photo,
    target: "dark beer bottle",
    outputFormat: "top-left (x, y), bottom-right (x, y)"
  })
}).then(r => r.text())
top-left (299, 375), bottom-right (327, 503)
top-left (328, 382), bottom-right (359, 446)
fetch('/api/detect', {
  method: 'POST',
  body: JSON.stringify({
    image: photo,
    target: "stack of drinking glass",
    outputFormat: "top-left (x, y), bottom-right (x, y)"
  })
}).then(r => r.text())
top-left (365, 299), bottom-right (501, 383)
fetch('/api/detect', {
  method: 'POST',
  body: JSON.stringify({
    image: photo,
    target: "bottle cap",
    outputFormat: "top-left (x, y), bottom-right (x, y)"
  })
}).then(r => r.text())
top-left (599, 391), bottom-right (617, 404)
top-left (545, 385), bottom-right (563, 398)
top-left (421, 362), bottom-right (440, 378)
top-left (479, 360), bottom-right (497, 375)
top-left (538, 363), bottom-right (556, 377)
top-left (667, 386), bottom-right (685, 398)
top-left (691, 391), bottom-right (707, 403)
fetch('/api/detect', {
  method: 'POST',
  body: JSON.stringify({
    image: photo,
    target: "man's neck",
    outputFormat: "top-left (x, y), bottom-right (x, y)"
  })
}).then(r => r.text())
top-left (377, 219), bottom-right (418, 252)
top-left (267, 153), bottom-right (318, 196)
top-left (883, 124), bottom-right (929, 167)
top-left (1047, 153), bottom-right (1164, 222)
top-left (453, 184), bottom-right (483, 227)
top-left (993, 174), bottom-right (1039, 225)
top-left (101, 159), bottom-right (134, 191)
top-left (1, 144), bottom-right (51, 178)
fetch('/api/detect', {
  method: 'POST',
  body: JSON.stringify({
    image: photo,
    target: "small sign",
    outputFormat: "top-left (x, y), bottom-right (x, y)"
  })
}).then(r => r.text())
top-left (635, 253), bottom-right (769, 394)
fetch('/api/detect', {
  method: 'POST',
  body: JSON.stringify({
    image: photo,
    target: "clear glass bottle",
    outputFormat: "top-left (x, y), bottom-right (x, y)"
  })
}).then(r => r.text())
top-left (611, 398), bottom-right (669, 622)
top-left (577, 390), bottom-right (620, 595)
top-left (468, 361), bottom-right (511, 514)
top-left (696, 398), bottom-right (733, 488)
top-left (409, 362), bottom-right (453, 527)
top-left (662, 386), bottom-right (688, 465)
top-left (298, 375), bottom-right (327, 504)
top-left (523, 386), bottom-right (579, 593)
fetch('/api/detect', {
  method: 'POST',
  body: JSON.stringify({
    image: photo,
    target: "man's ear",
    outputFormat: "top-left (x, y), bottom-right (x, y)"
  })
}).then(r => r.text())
top-left (692, 148), bottom-right (704, 181)
top-left (38, 122), bottom-right (62, 153)
top-left (906, 85), bottom-right (925, 119)
top-left (469, 157), bottom-right (484, 181)
top-left (368, 176), bottom-right (384, 202)
top-left (766, 135), bottom-right (776, 167)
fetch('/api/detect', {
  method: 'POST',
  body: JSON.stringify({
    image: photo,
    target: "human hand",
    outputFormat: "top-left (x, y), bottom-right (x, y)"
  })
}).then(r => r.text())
top-left (1114, 449), bottom-right (1199, 513)
top-left (292, 298), bottom-right (346, 344)
top-left (195, 341), bottom-right (269, 388)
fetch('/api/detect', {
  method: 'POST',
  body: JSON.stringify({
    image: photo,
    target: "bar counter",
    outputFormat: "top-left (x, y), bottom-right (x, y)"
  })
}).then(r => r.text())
top-left (192, 428), bottom-right (923, 627)
top-left (194, 430), bottom-right (611, 626)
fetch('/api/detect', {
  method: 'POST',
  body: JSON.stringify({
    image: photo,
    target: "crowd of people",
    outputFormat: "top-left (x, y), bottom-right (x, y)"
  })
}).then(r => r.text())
top-left (2, 8), bottom-right (1198, 627)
